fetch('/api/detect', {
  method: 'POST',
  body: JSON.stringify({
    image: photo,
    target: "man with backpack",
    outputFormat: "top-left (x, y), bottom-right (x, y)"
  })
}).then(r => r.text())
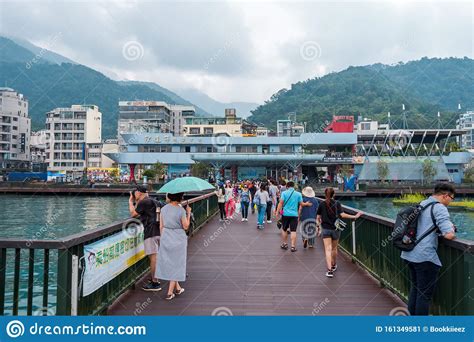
top-left (400, 183), bottom-right (456, 315)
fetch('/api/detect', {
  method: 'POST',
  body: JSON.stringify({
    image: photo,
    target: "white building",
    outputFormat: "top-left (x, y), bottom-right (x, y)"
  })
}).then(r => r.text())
top-left (456, 111), bottom-right (474, 149)
top-left (45, 104), bottom-right (102, 174)
top-left (0, 88), bottom-right (31, 169)
top-left (30, 130), bottom-right (48, 164)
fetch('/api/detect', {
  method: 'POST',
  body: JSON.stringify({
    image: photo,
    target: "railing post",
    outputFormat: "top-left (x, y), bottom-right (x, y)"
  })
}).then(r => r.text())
top-left (71, 254), bottom-right (79, 316)
top-left (352, 221), bottom-right (356, 255)
top-left (206, 198), bottom-right (209, 217)
top-left (56, 248), bottom-right (72, 315)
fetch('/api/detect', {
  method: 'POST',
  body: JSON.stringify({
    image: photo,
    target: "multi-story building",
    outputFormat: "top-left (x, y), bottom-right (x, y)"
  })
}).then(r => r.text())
top-left (118, 101), bottom-right (195, 140)
top-left (0, 88), bottom-right (31, 170)
top-left (276, 119), bottom-right (305, 137)
top-left (456, 111), bottom-right (474, 149)
top-left (45, 105), bottom-right (102, 175)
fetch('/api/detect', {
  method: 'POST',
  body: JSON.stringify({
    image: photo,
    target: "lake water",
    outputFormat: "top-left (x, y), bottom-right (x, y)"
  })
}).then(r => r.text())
top-left (341, 197), bottom-right (474, 240)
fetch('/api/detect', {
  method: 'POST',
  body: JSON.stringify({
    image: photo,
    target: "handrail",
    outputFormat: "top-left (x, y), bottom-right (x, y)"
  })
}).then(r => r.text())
top-left (316, 197), bottom-right (474, 315)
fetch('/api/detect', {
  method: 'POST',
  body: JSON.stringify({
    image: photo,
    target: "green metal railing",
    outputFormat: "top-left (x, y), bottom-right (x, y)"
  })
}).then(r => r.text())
top-left (0, 192), bottom-right (218, 316)
top-left (335, 202), bottom-right (474, 315)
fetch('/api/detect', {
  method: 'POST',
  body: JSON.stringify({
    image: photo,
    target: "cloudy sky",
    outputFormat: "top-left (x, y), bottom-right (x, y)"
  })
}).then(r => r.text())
top-left (0, 0), bottom-right (472, 104)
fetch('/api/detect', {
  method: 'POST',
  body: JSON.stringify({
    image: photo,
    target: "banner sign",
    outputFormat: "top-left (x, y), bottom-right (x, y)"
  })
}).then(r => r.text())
top-left (82, 223), bottom-right (145, 296)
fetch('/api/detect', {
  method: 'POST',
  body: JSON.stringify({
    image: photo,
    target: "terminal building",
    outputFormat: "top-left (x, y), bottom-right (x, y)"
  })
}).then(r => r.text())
top-left (108, 110), bottom-right (472, 184)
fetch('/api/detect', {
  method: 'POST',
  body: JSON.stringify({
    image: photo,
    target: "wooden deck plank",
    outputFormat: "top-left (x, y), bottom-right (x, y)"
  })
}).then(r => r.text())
top-left (108, 214), bottom-right (405, 316)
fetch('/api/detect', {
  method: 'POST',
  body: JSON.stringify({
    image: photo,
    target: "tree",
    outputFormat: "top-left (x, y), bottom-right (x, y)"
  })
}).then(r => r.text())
top-left (464, 166), bottom-right (474, 183)
top-left (152, 162), bottom-right (166, 181)
top-left (339, 165), bottom-right (353, 178)
top-left (142, 169), bottom-right (156, 179)
top-left (422, 159), bottom-right (437, 184)
top-left (191, 162), bottom-right (210, 179)
top-left (377, 159), bottom-right (389, 182)
top-left (110, 168), bottom-right (119, 182)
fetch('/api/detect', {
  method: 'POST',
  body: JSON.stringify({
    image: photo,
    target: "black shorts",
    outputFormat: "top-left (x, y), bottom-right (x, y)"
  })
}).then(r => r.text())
top-left (321, 229), bottom-right (341, 240)
top-left (282, 216), bottom-right (298, 232)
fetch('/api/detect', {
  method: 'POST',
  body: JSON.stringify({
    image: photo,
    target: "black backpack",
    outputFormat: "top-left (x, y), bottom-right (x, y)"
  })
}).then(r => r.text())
top-left (392, 202), bottom-right (439, 251)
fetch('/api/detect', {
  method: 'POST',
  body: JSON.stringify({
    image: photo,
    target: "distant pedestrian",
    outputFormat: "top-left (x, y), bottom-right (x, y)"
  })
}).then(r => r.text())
top-left (275, 181), bottom-right (302, 252)
top-left (298, 186), bottom-right (319, 248)
top-left (216, 185), bottom-right (226, 221)
top-left (401, 183), bottom-right (456, 315)
top-left (224, 182), bottom-right (235, 219)
top-left (249, 181), bottom-right (257, 214)
top-left (239, 184), bottom-right (251, 221)
top-left (156, 192), bottom-right (192, 300)
top-left (317, 187), bottom-right (362, 278)
top-left (128, 185), bottom-right (161, 291)
top-left (254, 183), bottom-right (270, 229)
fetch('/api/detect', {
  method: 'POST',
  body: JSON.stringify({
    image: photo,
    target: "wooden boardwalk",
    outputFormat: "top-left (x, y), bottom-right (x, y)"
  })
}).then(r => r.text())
top-left (108, 213), bottom-right (405, 316)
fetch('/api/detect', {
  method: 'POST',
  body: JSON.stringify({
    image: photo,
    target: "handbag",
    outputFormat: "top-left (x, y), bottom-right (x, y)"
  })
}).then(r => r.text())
top-left (329, 200), bottom-right (346, 231)
top-left (277, 190), bottom-right (295, 229)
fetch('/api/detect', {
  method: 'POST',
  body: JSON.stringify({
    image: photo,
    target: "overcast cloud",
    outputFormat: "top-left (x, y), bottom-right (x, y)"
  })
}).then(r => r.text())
top-left (0, 0), bottom-right (472, 103)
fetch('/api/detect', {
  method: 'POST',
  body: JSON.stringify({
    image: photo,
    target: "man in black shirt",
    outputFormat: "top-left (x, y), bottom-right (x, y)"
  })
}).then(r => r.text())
top-left (129, 185), bottom-right (161, 291)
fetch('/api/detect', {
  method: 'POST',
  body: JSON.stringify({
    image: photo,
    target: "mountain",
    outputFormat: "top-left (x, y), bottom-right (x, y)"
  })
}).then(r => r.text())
top-left (0, 37), bottom-right (209, 138)
top-left (249, 57), bottom-right (474, 130)
top-left (8, 36), bottom-right (78, 65)
top-left (177, 88), bottom-right (259, 118)
top-left (117, 80), bottom-right (210, 116)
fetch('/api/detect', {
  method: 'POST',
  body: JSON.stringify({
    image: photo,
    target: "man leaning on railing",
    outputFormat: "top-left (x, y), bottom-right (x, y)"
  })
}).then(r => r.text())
top-left (401, 183), bottom-right (456, 315)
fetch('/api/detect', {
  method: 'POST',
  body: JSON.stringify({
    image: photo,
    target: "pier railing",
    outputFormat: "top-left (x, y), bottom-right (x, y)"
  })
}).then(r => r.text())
top-left (0, 192), bottom-right (218, 316)
top-left (336, 202), bottom-right (474, 315)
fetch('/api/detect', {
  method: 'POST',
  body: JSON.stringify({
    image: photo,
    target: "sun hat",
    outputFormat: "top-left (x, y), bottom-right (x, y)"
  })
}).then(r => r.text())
top-left (302, 186), bottom-right (315, 198)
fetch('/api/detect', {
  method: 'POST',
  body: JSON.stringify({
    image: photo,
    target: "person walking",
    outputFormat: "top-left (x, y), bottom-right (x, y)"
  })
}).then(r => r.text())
top-left (317, 187), bottom-right (362, 278)
top-left (401, 183), bottom-right (456, 315)
top-left (249, 181), bottom-right (257, 214)
top-left (156, 192), bottom-right (192, 300)
top-left (239, 184), bottom-right (252, 221)
top-left (267, 180), bottom-right (279, 223)
top-left (216, 184), bottom-right (226, 221)
top-left (298, 186), bottom-right (319, 248)
top-left (224, 182), bottom-right (235, 219)
top-left (275, 181), bottom-right (302, 252)
top-left (129, 185), bottom-right (161, 291)
top-left (254, 183), bottom-right (270, 229)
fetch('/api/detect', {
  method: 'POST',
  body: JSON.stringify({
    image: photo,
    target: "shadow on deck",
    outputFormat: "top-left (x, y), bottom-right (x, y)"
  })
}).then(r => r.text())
top-left (108, 213), bottom-right (404, 316)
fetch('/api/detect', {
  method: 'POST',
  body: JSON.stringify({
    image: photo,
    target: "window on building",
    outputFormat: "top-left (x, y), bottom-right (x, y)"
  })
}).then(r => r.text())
top-left (235, 145), bottom-right (258, 153)
top-left (360, 123), bottom-right (371, 130)
top-left (280, 145), bottom-right (293, 153)
top-left (204, 127), bottom-right (213, 135)
top-left (189, 127), bottom-right (200, 135)
top-left (180, 146), bottom-right (191, 152)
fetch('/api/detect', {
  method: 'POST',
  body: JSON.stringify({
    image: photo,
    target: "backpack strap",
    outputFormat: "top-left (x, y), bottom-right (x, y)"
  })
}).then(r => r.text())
top-left (414, 202), bottom-right (440, 246)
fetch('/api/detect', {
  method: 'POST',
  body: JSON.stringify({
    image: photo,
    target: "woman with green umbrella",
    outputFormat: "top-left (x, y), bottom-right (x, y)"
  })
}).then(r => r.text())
top-left (156, 191), bottom-right (192, 300)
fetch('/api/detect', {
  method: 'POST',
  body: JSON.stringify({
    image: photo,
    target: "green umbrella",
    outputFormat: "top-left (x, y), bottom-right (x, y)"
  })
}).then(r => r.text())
top-left (157, 176), bottom-right (215, 194)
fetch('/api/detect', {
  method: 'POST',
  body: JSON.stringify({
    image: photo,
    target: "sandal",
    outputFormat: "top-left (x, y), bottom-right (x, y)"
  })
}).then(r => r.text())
top-left (280, 243), bottom-right (288, 250)
top-left (303, 239), bottom-right (308, 248)
top-left (291, 246), bottom-right (297, 252)
top-left (175, 288), bottom-right (185, 295)
top-left (165, 293), bottom-right (175, 301)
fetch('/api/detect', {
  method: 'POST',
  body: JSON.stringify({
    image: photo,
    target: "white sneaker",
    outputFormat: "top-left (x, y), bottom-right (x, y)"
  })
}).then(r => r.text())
top-left (241, 218), bottom-right (245, 222)
top-left (267, 220), bottom-right (272, 223)
top-left (245, 218), bottom-right (248, 221)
